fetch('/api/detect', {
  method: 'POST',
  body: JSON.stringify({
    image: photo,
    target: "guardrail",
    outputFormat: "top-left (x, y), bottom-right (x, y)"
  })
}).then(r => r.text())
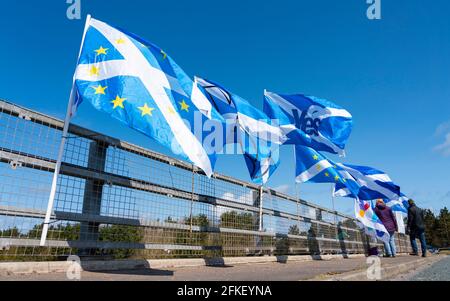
top-left (0, 99), bottom-right (411, 260)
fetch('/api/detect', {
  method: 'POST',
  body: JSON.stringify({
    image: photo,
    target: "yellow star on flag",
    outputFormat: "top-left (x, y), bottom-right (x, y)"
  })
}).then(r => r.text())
top-left (179, 100), bottom-right (190, 112)
top-left (334, 175), bottom-right (340, 182)
top-left (92, 85), bottom-right (107, 95)
top-left (115, 38), bottom-right (125, 44)
top-left (316, 165), bottom-right (322, 171)
top-left (160, 50), bottom-right (167, 60)
top-left (94, 46), bottom-right (108, 56)
top-left (313, 154), bottom-right (319, 160)
top-left (325, 172), bottom-right (330, 177)
top-left (89, 65), bottom-right (100, 76)
top-left (111, 95), bottom-right (126, 109)
top-left (167, 106), bottom-right (176, 114)
top-left (138, 103), bottom-right (155, 117)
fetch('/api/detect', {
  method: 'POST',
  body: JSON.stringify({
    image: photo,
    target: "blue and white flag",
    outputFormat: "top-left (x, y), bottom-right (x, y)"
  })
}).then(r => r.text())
top-left (196, 77), bottom-right (283, 184)
top-left (385, 193), bottom-right (409, 214)
top-left (384, 194), bottom-right (409, 234)
top-left (355, 199), bottom-right (390, 243)
top-left (334, 164), bottom-right (401, 201)
top-left (73, 17), bottom-right (224, 177)
top-left (264, 91), bottom-right (353, 156)
top-left (294, 145), bottom-right (360, 197)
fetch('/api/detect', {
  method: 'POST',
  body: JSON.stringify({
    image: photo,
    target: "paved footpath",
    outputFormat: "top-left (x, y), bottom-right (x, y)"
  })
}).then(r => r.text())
top-left (1, 255), bottom-right (444, 281)
top-left (395, 254), bottom-right (450, 281)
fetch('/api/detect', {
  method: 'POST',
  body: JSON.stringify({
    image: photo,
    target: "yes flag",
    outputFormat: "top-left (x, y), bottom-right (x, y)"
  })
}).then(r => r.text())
top-left (264, 91), bottom-right (352, 156)
top-left (196, 77), bottom-right (283, 184)
top-left (334, 164), bottom-right (401, 201)
top-left (294, 145), bottom-right (360, 197)
top-left (73, 17), bottom-right (224, 177)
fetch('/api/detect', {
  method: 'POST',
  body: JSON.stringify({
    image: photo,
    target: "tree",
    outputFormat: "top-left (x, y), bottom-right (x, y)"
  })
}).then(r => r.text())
top-left (99, 225), bottom-right (143, 259)
top-left (288, 225), bottom-right (300, 236)
top-left (220, 211), bottom-right (255, 231)
top-left (436, 207), bottom-right (450, 247)
top-left (0, 227), bottom-right (20, 238)
top-left (423, 209), bottom-right (438, 247)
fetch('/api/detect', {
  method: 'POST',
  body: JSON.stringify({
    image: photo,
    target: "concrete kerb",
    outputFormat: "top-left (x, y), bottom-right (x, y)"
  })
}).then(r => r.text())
top-left (0, 254), bottom-right (366, 275)
top-left (315, 255), bottom-right (444, 281)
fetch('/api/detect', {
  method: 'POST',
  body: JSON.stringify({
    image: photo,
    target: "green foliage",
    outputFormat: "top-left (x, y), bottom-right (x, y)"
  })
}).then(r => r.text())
top-left (99, 225), bottom-right (144, 259)
top-left (219, 211), bottom-right (256, 256)
top-left (220, 211), bottom-right (255, 230)
top-left (288, 225), bottom-right (300, 235)
top-left (27, 223), bottom-right (80, 241)
top-left (188, 214), bottom-right (209, 228)
top-left (422, 207), bottom-right (450, 248)
top-left (0, 227), bottom-right (20, 238)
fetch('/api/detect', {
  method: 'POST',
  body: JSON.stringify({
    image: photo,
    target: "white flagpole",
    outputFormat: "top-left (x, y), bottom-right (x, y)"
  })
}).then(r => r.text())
top-left (40, 14), bottom-right (92, 246)
top-left (331, 184), bottom-right (337, 223)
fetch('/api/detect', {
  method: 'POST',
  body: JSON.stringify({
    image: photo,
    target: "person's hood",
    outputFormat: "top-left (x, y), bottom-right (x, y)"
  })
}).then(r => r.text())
top-left (376, 203), bottom-right (386, 210)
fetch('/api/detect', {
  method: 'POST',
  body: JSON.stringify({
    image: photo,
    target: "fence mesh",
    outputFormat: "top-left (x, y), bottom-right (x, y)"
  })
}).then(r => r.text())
top-left (0, 99), bottom-right (411, 261)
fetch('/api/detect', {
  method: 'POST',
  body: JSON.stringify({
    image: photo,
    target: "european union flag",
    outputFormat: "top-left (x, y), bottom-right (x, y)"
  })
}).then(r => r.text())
top-left (264, 91), bottom-right (353, 156)
top-left (295, 145), bottom-right (360, 197)
top-left (196, 77), bottom-right (283, 184)
top-left (72, 17), bottom-right (224, 177)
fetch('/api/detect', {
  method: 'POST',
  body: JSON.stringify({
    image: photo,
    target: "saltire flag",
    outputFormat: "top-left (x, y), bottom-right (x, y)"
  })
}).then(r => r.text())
top-left (385, 193), bottom-right (409, 214)
top-left (333, 164), bottom-right (401, 201)
top-left (384, 193), bottom-right (409, 234)
top-left (294, 145), bottom-right (360, 197)
top-left (72, 17), bottom-right (224, 177)
top-left (196, 77), bottom-right (283, 184)
top-left (355, 199), bottom-right (390, 243)
top-left (263, 91), bottom-right (353, 156)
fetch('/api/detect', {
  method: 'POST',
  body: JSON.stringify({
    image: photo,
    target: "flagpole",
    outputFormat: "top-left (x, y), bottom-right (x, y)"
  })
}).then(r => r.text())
top-left (293, 144), bottom-right (302, 230)
top-left (331, 184), bottom-right (339, 245)
top-left (331, 184), bottom-right (336, 223)
top-left (258, 185), bottom-right (264, 231)
top-left (295, 181), bottom-right (301, 230)
top-left (40, 14), bottom-right (91, 246)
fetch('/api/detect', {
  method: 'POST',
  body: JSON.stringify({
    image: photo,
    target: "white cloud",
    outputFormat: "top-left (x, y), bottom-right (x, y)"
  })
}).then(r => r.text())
top-left (433, 132), bottom-right (450, 157)
top-left (220, 191), bottom-right (255, 205)
top-left (273, 184), bottom-right (291, 195)
top-left (434, 120), bottom-right (450, 137)
top-left (433, 121), bottom-right (450, 157)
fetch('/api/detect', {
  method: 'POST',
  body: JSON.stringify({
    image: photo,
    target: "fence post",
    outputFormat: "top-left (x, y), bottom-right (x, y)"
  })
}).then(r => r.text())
top-left (258, 186), bottom-right (264, 232)
top-left (78, 140), bottom-right (108, 256)
top-left (189, 165), bottom-right (196, 236)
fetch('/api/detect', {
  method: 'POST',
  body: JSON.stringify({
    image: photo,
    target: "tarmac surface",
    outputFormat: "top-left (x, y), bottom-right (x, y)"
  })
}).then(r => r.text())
top-left (396, 254), bottom-right (450, 281)
top-left (1, 254), bottom-right (443, 281)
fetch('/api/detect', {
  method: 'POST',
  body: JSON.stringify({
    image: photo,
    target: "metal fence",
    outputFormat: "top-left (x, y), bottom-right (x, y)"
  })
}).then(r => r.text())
top-left (0, 99), bottom-right (411, 261)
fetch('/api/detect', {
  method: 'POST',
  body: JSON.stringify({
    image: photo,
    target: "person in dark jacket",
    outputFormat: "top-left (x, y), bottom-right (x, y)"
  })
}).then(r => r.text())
top-left (407, 199), bottom-right (427, 257)
top-left (374, 199), bottom-right (398, 257)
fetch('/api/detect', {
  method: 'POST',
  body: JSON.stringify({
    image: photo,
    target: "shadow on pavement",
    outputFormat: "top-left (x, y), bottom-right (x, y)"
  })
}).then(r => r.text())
top-left (87, 268), bottom-right (174, 276)
top-left (80, 260), bottom-right (174, 276)
top-left (307, 228), bottom-right (322, 260)
top-left (204, 257), bottom-right (234, 268)
top-left (337, 222), bottom-right (349, 259)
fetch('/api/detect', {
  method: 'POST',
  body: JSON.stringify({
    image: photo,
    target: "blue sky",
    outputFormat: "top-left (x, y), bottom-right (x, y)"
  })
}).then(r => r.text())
top-left (0, 0), bottom-right (449, 215)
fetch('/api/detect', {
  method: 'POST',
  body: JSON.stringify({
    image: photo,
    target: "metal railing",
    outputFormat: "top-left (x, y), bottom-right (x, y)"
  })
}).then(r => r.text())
top-left (0, 99), bottom-right (411, 260)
